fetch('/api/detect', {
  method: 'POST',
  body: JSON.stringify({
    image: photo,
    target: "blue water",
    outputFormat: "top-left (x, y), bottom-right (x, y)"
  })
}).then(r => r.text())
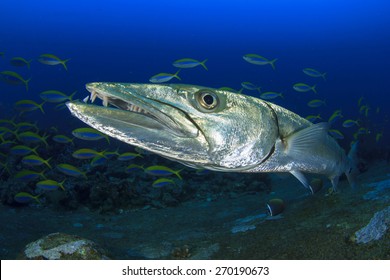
top-left (2, 0), bottom-right (389, 150)
top-left (1, 0), bottom-right (390, 260)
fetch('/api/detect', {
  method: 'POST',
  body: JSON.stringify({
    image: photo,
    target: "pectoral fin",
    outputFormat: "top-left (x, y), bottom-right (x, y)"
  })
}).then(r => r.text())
top-left (286, 123), bottom-right (330, 194)
top-left (290, 170), bottom-right (311, 191)
top-left (284, 122), bottom-right (329, 158)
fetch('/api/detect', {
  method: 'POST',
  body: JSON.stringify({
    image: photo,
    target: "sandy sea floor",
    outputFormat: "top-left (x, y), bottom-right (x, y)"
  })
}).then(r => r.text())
top-left (0, 160), bottom-right (389, 259)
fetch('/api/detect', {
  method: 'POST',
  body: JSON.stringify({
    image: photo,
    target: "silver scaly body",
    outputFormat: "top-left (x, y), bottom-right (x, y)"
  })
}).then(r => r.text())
top-left (67, 83), bottom-right (357, 193)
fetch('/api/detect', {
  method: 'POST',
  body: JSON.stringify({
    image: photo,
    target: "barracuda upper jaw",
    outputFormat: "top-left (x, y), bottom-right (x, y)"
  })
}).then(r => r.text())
top-left (85, 83), bottom-right (156, 119)
top-left (82, 82), bottom-right (199, 138)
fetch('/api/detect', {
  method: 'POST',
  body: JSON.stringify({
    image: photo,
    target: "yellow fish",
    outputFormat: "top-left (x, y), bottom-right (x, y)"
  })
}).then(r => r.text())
top-left (243, 54), bottom-right (277, 70)
top-left (10, 57), bottom-right (32, 69)
top-left (302, 68), bottom-right (327, 80)
top-left (149, 70), bottom-right (181, 83)
top-left (0, 70), bottom-right (31, 91)
top-left (38, 54), bottom-right (70, 71)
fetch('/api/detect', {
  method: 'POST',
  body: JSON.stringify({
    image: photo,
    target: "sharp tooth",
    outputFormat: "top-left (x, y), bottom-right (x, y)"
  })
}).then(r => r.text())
top-left (83, 96), bottom-right (89, 103)
top-left (126, 103), bottom-right (145, 113)
top-left (102, 96), bottom-right (108, 107)
top-left (91, 91), bottom-right (97, 103)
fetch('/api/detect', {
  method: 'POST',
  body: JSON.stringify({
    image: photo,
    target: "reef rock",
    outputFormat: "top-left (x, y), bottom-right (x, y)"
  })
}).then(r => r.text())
top-left (21, 232), bottom-right (110, 259)
top-left (354, 206), bottom-right (390, 244)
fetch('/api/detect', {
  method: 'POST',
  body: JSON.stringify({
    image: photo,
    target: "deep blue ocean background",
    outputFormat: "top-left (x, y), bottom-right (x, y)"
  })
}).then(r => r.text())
top-left (1, 0), bottom-right (390, 260)
top-left (1, 0), bottom-right (390, 152)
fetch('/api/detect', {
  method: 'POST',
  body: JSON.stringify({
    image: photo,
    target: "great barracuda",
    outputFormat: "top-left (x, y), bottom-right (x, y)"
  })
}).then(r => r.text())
top-left (66, 83), bottom-right (358, 193)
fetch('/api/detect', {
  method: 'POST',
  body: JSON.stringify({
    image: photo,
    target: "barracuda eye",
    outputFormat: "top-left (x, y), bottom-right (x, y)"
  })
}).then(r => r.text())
top-left (196, 90), bottom-right (219, 110)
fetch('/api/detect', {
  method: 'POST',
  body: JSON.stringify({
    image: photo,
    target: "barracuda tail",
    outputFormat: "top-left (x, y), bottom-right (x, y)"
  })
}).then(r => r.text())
top-left (346, 141), bottom-right (359, 188)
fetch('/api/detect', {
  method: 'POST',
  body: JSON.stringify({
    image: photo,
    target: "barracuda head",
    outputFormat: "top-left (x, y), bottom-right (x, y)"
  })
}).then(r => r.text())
top-left (66, 83), bottom-right (278, 171)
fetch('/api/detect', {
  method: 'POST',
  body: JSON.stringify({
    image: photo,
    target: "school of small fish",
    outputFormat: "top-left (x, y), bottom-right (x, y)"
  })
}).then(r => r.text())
top-left (0, 50), bottom-right (385, 205)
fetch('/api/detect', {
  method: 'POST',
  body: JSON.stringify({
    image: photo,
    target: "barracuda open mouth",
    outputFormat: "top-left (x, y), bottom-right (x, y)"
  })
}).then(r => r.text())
top-left (66, 82), bottom-right (210, 166)
top-left (67, 82), bottom-right (199, 138)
